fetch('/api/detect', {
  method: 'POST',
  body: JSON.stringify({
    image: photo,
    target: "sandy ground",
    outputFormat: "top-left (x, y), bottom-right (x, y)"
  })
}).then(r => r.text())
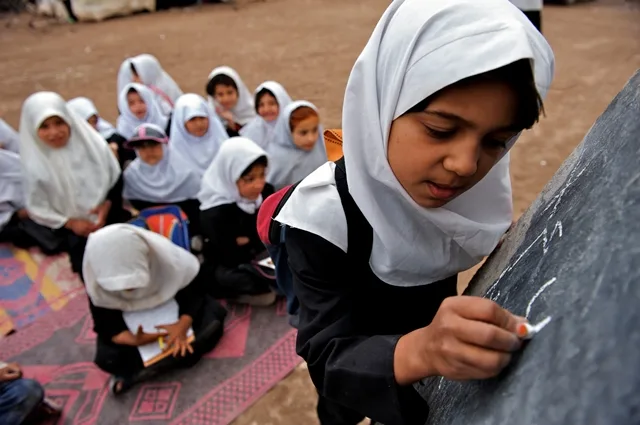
top-left (1, 0), bottom-right (639, 423)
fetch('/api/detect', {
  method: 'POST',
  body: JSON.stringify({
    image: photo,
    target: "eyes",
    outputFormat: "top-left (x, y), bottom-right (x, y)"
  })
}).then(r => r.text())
top-left (424, 125), bottom-right (510, 150)
top-left (295, 127), bottom-right (319, 136)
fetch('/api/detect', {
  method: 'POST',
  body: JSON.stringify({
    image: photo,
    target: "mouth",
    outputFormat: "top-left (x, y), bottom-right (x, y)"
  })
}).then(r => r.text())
top-left (426, 181), bottom-right (463, 201)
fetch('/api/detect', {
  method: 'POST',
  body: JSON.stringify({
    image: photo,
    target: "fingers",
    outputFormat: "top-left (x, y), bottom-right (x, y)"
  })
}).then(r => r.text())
top-left (187, 342), bottom-right (194, 355)
top-left (447, 296), bottom-right (525, 333)
top-left (137, 325), bottom-right (144, 335)
top-left (453, 316), bottom-right (522, 352)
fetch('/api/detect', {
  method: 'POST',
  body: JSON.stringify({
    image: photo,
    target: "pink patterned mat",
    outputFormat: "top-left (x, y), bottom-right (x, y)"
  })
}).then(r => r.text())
top-left (0, 288), bottom-right (300, 424)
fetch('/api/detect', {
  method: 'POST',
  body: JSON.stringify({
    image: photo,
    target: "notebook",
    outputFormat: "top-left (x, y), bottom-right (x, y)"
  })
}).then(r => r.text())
top-left (122, 299), bottom-right (194, 367)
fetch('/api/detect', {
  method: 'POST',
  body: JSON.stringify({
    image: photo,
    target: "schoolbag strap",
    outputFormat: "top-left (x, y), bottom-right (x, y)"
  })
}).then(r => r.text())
top-left (334, 157), bottom-right (373, 264)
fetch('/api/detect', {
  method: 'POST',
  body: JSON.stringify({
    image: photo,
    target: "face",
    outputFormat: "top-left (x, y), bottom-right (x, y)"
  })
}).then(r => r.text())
top-left (257, 93), bottom-right (279, 122)
top-left (127, 91), bottom-right (147, 120)
top-left (291, 116), bottom-right (320, 151)
top-left (387, 80), bottom-right (519, 209)
top-left (37, 116), bottom-right (71, 149)
top-left (136, 143), bottom-right (164, 166)
top-left (87, 114), bottom-right (99, 130)
top-left (214, 84), bottom-right (239, 111)
top-left (184, 116), bottom-right (210, 137)
top-left (237, 164), bottom-right (267, 201)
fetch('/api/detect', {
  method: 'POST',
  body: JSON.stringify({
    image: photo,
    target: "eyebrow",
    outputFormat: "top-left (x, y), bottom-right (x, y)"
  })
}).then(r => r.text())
top-left (424, 110), bottom-right (519, 132)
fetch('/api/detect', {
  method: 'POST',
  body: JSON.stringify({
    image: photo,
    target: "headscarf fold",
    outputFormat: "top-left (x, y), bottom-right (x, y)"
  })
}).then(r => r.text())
top-left (207, 66), bottom-right (256, 126)
top-left (239, 81), bottom-right (292, 148)
top-left (116, 83), bottom-right (168, 139)
top-left (67, 97), bottom-right (116, 139)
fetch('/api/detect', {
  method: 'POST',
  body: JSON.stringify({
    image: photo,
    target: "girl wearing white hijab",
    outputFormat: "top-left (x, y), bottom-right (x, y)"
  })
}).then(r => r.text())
top-left (272, 0), bottom-right (555, 423)
top-left (67, 96), bottom-right (136, 167)
top-left (124, 123), bottom-right (203, 237)
top-left (84, 224), bottom-right (227, 394)
top-left (205, 66), bottom-right (256, 136)
top-left (117, 54), bottom-right (183, 115)
top-left (116, 83), bottom-right (169, 139)
top-left (19, 92), bottom-right (127, 277)
top-left (266, 100), bottom-right (328, 190)
top-left (0, 118), bottom-right (20, 153)
top-left (168, 94), bottom-right (229, 178)
top-left (239, 81), bottom-right (293, 149)
top-left (198, 137), bottom-right (276, 306)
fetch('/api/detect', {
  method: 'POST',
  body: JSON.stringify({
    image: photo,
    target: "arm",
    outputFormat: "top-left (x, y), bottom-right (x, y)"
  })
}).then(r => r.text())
top-left (174, 275), bottom-right (204, 320)
top-left (286, 228), bottom-right (429, 425)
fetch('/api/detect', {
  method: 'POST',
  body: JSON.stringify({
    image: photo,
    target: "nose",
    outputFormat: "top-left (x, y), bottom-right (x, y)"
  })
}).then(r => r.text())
top-left (442, 137), bottom-right (480, 177)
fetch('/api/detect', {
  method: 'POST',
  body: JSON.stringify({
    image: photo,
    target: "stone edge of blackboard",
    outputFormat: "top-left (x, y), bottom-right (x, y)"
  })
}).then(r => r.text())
top-left (463, 69), bottom-right (640, 298)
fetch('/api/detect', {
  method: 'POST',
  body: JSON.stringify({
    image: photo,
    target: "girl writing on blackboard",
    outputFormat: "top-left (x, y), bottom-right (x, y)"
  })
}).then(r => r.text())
top-left (272, 0), bottom-right (555, 424)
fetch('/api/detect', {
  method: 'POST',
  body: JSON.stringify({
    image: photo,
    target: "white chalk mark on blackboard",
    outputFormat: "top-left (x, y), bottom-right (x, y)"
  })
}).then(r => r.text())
top-left (526, 277), bottom-right (557, 318)
top-left (542, 165), bottom-right (587, 220)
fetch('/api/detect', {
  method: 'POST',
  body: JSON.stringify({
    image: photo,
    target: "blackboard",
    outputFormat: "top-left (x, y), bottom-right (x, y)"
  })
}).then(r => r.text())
top-left (417, 70), bottom-right (640, 425)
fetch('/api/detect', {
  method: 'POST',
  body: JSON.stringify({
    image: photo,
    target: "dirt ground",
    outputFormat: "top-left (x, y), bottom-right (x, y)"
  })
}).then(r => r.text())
top-left (1, 0), bottom-right (639, 424)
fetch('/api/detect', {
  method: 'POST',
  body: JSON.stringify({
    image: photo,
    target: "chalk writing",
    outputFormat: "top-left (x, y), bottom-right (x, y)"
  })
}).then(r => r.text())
top-left (526, 277), bottom-right (557, 318)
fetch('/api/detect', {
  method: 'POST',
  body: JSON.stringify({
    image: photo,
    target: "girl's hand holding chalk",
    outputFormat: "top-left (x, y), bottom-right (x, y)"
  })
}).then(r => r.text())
top-left (394, 296), bottom-right (525, 385)
top-left (516, 316), bottom-right (552, 340)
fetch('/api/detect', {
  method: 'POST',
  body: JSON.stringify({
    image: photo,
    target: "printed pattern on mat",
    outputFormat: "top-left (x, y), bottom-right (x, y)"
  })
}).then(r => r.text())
top-left (170, 330), bottom-right (301, 425)
top-left (0, 244), bottom-right (83, 335)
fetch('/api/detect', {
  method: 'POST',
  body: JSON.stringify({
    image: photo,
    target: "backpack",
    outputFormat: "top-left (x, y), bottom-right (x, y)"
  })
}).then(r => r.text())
top-left (129, 205), bottom-right (191, 251)
top-left (257, 157), bottom-right (373, 317)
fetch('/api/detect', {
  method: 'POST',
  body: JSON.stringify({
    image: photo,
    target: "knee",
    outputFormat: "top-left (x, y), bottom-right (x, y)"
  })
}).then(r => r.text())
top-left (10, 378), bottom-right (45, 410)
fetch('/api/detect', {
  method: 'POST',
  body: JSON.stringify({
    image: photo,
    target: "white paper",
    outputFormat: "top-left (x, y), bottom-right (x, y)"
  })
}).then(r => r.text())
top-left (122, 299), bottom-right (194, 364)
top-left (258, 257), bottom-right (275, 270)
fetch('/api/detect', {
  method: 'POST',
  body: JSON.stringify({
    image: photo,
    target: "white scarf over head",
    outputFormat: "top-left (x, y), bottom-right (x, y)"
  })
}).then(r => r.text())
top-left (169, 94), bottom-right (229, 177)
top-left (83, 224), bottom-right (199, 312)
top-left (0, 150), bottom-right (25, 229)
top-left (207, 66), bottom-right (256, 126)
top-left (117, 54), bottom-right (183, 113)
top-left (124, 132), bottom-right (201, 203)
top-left (116, 83), bottom-right (168, 139)
top-left (276, 0), bottom-right (554, 287)
top-left (239, 81), bottom-right (293, 149)
top-left (67, 97), bottom-right (116, 139)
top-left (0, 119), bottom-right (20, 154)
top-left (19, 92), bottom-right (121, 229)
top-left (198, 137), bottom-right (268, 214)
top-left (266, 100), bottom-right (327, 190)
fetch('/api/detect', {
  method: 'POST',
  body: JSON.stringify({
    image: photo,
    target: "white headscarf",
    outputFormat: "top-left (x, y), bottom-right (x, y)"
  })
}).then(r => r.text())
top-left (67, 97), bottom-right (116, 140)
top-left (169, 94), bottom-right (229, 177)
top-left (276, 0), bottom-right (554, 287)
top-left (117, 54), bottom-right (183, 114)
top-left (0, 119), bottom-right (20, 154)
top-left (83, 224), bottom-right (199, 312)
top-left (266, 100), bottom-right (327, 190)
top-left (239, 81), bottom-right (293, 149)
top-left (123, 124), bottom-right (201, 203)
top-left (0, 150), bottom-right (25, 229)
top-left (198, 137), bottom-right (268, 214)
top-left (116, 83), bottom-right (168, 139)
top-left (207, 66), bottom-right (256, 126)
top-left (19, 92), bottom-right (121, 229)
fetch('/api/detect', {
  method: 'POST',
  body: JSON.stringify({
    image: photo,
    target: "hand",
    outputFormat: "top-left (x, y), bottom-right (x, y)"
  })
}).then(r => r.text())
top-left (134, 325), bottom-right (167, 347)
top-left (65, 218), bottom-right (97, 237)
top-left (109, 142), bottom-right (119, 159)
top-left (236, 236), bottom-right (250, 246)
top-left (156, 316), bottom-right (194, 357)
top-left (17, 209), bottom-right (29, 220)
top-left (0, 363), bottom-right (22, 382)
top-left (394, 296), bottom-right (525, 384)
top-left (90, 200), bottom-right (112, 229)
top-left (218, 109), bottom-right (234, 124)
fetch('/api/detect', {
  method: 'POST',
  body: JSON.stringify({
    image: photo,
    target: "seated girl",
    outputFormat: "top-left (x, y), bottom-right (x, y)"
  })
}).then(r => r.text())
top-left (199, 137), bottom-right (276, 305)
top-left (169, 93), bottom-right (229, 178)
top-left (67, 96), bottom-right (136, 167)
top-left (0, 149), bottom-right (64, 254)
top-left (272, 0), bottom-right (554, 423)
top-left (205, 66), bottom-right (256, 137)
top-left (84, 224), bottom-right (227, 394)
top-left (116, 83), bottom-right (169, 139)
top-left (239, 81), bottom-right (292, 149)
top-left (266, 100), bottom-right (328, 190)
top-left (0, 118), bottom-right (20, 153)
top-left (123, 123), bottom-right (203, 243)
top-left (117, 54), bottom-right (183, 115)
top-left (19, 92), bottom-right (128, 278)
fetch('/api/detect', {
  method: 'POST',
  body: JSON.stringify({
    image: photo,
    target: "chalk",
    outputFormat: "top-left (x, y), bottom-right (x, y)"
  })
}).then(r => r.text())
top-left (517, 316), bottom-right (552, 340)
top-left (158, 337), bottom-right (165, 350)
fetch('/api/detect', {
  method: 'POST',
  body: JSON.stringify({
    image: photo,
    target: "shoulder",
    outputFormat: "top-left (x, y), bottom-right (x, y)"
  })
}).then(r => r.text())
top-left (275, 162), bottom-right (348, 252)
